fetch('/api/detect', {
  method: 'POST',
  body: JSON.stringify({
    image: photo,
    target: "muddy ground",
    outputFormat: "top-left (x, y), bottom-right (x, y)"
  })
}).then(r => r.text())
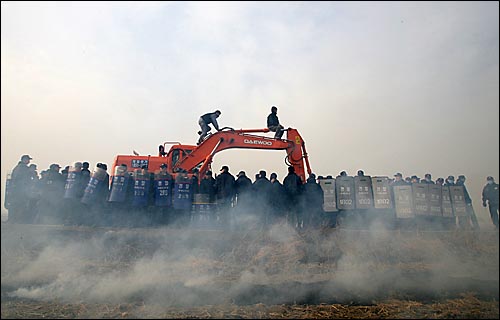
top-left (1, 221), bottom-right (499, 319)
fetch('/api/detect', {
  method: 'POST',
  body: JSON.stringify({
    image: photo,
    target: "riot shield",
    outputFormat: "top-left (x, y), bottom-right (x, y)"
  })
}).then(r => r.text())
top-left (173, 173), bottom-right (193, 210)
top-left (109, 166), bottom-right (130, 203)
top-left (393, 185), bottom-right (414, 218)
top-left (354, 176), bottom-right (373, 209)
top-left (132, 170), bottom-right (151, 207)
top-left (372, 176), bottom-right (393, 209)
top-left (191, 193), bottom-right (214, 227)
top-left (412, 183), bottom-right (430, 216)
top-left (64, 166), bottom-right (84, 199)
top-left (450, 186), bottom-right (467, 217)
top-left (428, 184), bottom-right (443, 216)
top-left (441, 186), bottom-right (454, 217)
top-left (81, 167), bottom-right (108, 205)
top-left (319, 177), bottom-right (337, 212)
top-left (336, 176), bottom-right (355, 210)
top-left (154, 171), bottom-right (172, 207)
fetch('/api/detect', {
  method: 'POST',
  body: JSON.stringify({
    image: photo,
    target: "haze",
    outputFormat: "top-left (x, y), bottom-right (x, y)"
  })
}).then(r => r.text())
top-left (1, 1), bottom-right (498, 225)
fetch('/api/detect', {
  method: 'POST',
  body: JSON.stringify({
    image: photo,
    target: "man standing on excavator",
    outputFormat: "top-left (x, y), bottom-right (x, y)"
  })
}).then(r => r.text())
top-left (267, 106), bottom-right (285, 139)
top-left (197, 110), bottom-right (221, 145)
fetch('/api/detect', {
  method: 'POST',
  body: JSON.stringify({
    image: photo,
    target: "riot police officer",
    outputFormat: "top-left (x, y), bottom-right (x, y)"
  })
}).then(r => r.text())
top-left (283, 166), bottom-right (304, 229)
top-left (303, 173), bottom-right (324, 228)
top-left (215, 165), bottom-right (235, 228)
top-left (9, 155), bottom-right (33, 223)
top-left (482, 176), bottom-right (499, 230)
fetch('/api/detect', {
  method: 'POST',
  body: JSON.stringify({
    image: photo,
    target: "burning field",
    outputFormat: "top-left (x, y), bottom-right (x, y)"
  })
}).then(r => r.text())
top-left (1, 219), bottom-right (499, 319)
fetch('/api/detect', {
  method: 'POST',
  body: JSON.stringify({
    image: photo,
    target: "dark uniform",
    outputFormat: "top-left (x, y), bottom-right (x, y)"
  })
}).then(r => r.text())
top-left (482, 177), bottom-right (499, 230)
top-left (444, 176), bottom-right (455, 187)
top-left (421, 173), bottom-right (435, 184)
top-left (234, 171), bottom-right (253, 208)
top-left (9, 155), bottom-right (33, 223)
top-left (391, 179), bottom-right (409, 187)
top-left (283, 166), bottom-right (304, 228)
top-left (252, 170), bottom-right (272, 227)
top-left (215, 166), bottom-right (235, 227)
top-left (200, 171), bottom-right (217, 203)
top-left (198, 110), bottom-right (221, 144)
top-left (303, 174), bottom-right (324, 228)
top-left (38, 165), bottom-right (65, 224)
top-left (269, 173), bottom-right (286, 223)
top-left (267, 106), bottom-right (285, 139)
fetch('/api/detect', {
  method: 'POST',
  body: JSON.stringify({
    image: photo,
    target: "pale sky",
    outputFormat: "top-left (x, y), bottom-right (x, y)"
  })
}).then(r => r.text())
top-left (1, 1), bottom-right (499, 219)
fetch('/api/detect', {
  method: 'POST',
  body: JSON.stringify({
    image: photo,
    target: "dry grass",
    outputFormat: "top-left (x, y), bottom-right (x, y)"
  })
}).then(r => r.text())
top-left (1, 223), bottom-right (499, 319)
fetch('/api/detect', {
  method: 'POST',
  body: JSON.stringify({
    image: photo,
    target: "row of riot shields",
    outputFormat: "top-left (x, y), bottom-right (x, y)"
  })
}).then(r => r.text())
top-left (108, 168), bottom-right (219, 227)
top-left (392, 184), bottom-right (467, 219)
top-left (319, 176), bottom-right (393, 212)
top-left (107, 166), bottom-right (194, 210)
top-left (318, 176), bottom-right (468, 219)
top-left (63, 166), bottom-right (109, 204)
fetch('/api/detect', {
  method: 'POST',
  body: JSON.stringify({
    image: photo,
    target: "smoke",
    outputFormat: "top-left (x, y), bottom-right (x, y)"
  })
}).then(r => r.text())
top-left (1, 206), bottom-right (499, 310)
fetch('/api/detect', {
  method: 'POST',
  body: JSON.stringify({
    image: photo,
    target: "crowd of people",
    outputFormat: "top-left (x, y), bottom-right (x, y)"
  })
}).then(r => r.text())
top-left (5, 153), bottom-right (499, 231)
top-left (6, 155), bottom-right (110, 226)
top-left (4, 154), bottom-right (325, 229)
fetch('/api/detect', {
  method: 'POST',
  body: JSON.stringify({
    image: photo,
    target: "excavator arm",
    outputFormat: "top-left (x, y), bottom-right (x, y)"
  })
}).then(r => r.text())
top-left (173, 127), bottom-right (312, 182)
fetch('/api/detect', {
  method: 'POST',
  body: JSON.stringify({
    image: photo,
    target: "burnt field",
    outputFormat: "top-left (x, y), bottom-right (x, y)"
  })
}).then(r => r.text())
top-left (1, 221), bottom-right (499, 319)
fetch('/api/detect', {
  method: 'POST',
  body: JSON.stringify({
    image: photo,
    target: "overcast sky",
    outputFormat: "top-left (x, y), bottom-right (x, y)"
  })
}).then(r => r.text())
top-left (1, 1), bottom-right (498, 218)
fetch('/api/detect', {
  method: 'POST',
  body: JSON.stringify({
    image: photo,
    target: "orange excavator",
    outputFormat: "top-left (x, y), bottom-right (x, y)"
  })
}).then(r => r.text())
top-left (111, 127), bottom-right (312, 182)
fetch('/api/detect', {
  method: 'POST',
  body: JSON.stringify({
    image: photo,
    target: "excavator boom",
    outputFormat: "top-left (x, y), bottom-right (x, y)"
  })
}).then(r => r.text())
top-left (173, 128), bottom-right (312, 182)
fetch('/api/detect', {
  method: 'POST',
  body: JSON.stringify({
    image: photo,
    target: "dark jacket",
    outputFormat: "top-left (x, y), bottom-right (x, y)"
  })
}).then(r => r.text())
top-left (201, 112), bottom-right (220, 130)
top-left (252, 177), bottom-right (272, 205)
top-left (269, 180), bottom-right (286, 214)
top-left (482, 183), bottom-right (499, 205)
top-left (11, 162), bottom-right (31, 196)
top-left (215, 171), bottom-right (235, 202)
top-left (41, 170), bottom-right (65, 201)
top-left (235, 175), bottom-right (253, 205)
top-left (283, 172), bottom-right (303, 205)
top-left (267, 112), bottom-right (280, 128)
top-left (200, 176), bottom-right (217, 202)
top-left (304, 177), bottom-right (324, 208)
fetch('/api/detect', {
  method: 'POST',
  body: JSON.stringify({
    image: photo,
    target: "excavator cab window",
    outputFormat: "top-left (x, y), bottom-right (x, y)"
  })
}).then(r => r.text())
top-left (172, 148), bottom-right (194, 167)
top-left (172, 150), bottom-right (180, 167)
